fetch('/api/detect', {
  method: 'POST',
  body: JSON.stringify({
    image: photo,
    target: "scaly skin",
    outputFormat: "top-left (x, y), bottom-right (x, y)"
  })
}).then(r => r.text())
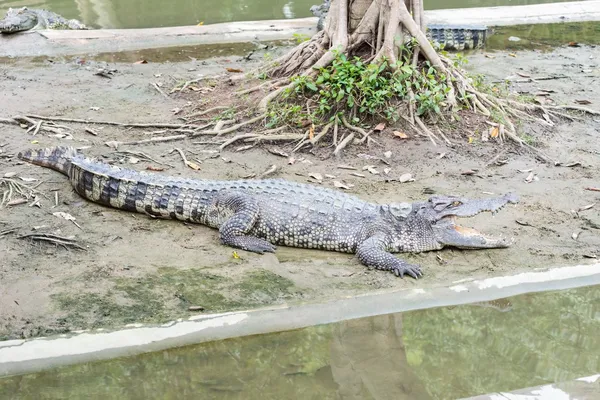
top-left (18, 147), bottom-right (519, 279)
top-left (309, 1), bottom-right (488, 50)
top-left (0, 7), bottom-right (87, 34)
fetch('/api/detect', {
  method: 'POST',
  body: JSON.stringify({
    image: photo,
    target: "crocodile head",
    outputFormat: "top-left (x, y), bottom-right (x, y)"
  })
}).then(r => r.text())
top-left (388, 193), bottom-right (519, 251)
top-left (0, 7), bottom-right (37, 33)
top-left (426, 193), bottom-right (519, 249)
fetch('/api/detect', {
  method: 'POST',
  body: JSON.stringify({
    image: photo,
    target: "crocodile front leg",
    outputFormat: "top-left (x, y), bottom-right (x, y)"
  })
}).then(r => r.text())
top-left (215, 192), bottom-right (277, 254)
top-left (356, 236), bottom-right (423, 279)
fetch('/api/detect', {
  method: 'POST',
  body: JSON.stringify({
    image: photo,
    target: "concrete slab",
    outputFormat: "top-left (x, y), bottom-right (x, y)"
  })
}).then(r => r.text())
top-left (0, 262), bottom-right (598, 378)
top-left (462, 374), bottom-right (600, 400)
top-left (1, 1), bottom-right (599, 58)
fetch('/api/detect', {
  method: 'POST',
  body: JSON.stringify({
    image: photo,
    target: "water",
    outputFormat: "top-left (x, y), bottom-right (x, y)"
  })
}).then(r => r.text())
top-left (0, 0), bottom-right (586, 29)
top-left (1, 285), bottom-right (598, 399)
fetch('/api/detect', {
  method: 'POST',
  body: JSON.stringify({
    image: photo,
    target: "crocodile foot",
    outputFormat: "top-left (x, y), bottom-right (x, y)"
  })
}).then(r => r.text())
top-left (389, 260), bottom-right (423, 279)
top-left (221, 236), bottom-right (277, 254)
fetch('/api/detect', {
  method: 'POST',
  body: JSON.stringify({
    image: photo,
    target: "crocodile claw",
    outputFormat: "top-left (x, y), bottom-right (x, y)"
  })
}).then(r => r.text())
top-left (392, 261), bottom-right (423, 279)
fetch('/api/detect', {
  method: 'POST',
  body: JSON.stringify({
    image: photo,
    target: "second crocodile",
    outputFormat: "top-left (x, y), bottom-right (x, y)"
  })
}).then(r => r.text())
top-left (19, 146), bottom-right (519, 279)
top-left (0, 7), bottom-right (87, 34)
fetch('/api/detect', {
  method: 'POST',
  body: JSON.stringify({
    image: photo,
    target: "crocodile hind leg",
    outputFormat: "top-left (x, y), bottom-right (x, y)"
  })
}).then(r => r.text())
top-left (356, 236), bottom-right (422, 279)
top-left (214, 192), bottom-right (277, 254)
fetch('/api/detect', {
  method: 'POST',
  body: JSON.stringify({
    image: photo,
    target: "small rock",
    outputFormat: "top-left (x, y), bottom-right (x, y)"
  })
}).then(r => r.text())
top-left (399, 173), bottom-right (414, 183)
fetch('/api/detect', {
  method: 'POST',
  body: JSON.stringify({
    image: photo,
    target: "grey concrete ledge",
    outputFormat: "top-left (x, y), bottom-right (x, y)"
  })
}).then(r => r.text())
top-left (0, 262), bottom-right (599, 378)
top-left (426, 0), bottom-right (600, 26)
top-left (462, 373), bottom-right (600, 399)
top-left (1, 1), bottom-right (600, 58)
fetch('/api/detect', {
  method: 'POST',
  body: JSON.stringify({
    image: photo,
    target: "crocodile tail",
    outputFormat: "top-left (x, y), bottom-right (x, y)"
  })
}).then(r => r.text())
top-left (18, 146), bottom-right (79, 175)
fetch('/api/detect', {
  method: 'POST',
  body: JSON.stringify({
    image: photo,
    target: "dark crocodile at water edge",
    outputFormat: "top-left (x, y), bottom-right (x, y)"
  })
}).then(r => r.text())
top-left (19, 147), bottom-right (519, 279)
top-left (310, 1), bottom-right (488, 51)
top-left (0, 7), bottom-right (87, 33)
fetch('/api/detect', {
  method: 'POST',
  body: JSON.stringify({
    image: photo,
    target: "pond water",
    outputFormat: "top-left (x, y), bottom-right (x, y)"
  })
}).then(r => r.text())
top-left (1, 284), bottom-right (598, 399)
top-left (0, 0), bottom-right (587, 29)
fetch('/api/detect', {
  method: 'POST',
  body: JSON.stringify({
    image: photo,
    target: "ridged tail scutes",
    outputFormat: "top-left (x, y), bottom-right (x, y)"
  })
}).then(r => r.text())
top-left (18, 146), bottom-right (79, 175)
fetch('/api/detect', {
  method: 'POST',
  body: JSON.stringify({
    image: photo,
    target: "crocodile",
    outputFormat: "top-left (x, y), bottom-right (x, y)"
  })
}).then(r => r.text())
top-left (0, 7), bottom-right (87, 34)
top-left (18, 147), bottom-right (518, 279)
top-left (310, 1), bottom-right (488, 51)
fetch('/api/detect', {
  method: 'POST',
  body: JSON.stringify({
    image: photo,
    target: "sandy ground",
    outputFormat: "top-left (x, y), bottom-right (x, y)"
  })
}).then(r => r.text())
top-left (0, 44), bottom-right (599, 340)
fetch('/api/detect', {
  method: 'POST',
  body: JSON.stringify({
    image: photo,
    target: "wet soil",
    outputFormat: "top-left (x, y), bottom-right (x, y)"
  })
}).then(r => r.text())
top-left (0, 45), bottom-right (599, 340)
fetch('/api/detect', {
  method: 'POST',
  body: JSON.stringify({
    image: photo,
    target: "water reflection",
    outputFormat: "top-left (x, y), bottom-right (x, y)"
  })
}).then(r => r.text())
top-left (1, 285), bottom-right (598, 399)
top-left (0, 0), bottom-right (584, 29)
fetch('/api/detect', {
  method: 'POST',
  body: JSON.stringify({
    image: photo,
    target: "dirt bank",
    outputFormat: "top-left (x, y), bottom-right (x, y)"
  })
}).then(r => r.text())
top-left (0, 45), bottom-right (599, 340)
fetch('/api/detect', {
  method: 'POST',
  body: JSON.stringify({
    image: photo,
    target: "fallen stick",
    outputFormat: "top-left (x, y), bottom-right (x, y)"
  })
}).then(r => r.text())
top-left (333, 133), bottom-right (355, 157)
top-left (151, 83), bottom-right (171, 100)
top-left (23, 114), bottom-right (198, 129)
top-left (18, 233), bottom-right (86, 250)
top-left (184, 106), bottom-right (230, 119)
top-left (551, 105), bottom-right (600, 116)
top-left (106, 134), bottom-right (187, 148)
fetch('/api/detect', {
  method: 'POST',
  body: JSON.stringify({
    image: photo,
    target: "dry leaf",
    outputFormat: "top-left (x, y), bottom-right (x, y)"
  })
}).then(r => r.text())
top-left (325, 174), bottom-right (336, 179)
top-left (268, 148), bottom-right (289, 158)
top-left (383, 151), bottom-right (392, 158)
top-left (568, 41), bottom-right (580, 47)
top-left (133, 60), bottom-right (148, 64)
top-left (19, 177), bottom-right (37, 182)
top-left (197, 21), bottom-right (204, 26)
top-left (572, 232), bottom-right (580, 240)
top-left (461, 170), bottom-right (476, 176)
top-left (508, 53), bottom-right (517, 57)
top-left (485, 54), bottom-right (496, 59)
top-left (4, 172), bottom-right (17, 178)
top-left (128, 157), bottom-right (140, 164)
top-left (146, 166), bottom-right (164, 172)
top-left (490, 127), bottom-right (499, 138)
top-left (516, 72), bottom-right (530, 78)
top-left (309, 124), bottom-right (315, 140)
top-left (577, 203), bottom-right (595, 212)
top-left (232, 251), bottom-right (240, 259)
top-left (366, 166), bottom-right (379, 175)
top-left (226, 68), bottom-right (243, 73)
top-left (333, 181), bottom-right (354, 190)
top-left (525, 172), bottom-right (535, 183)
top-left (337, 165), bottom-right (357, 170)
top-left (89, 106), bottom-right (100, 111)
top-left (575, 99), bottom-right (592, 105)
top-left (351, 172), bottom-right (366, 178)
top-left (481, 129), bottom-right (489, 142)
top-left (393, 131), bottom-right (409, 139)
top-left (384, 168), bottom-right (391, 175)
top-left (468, 137), bottom-right (474, 144)
top-left (185, 161), bottom-right (201, 170)
top-left (287, 157), bottom-right (296, 165)
top-left (374, 122), bottom-right (386, 131)
top-left (399, 173), bottom-right (414, 183)
top-left (309, 172), bottom-right (323, 181)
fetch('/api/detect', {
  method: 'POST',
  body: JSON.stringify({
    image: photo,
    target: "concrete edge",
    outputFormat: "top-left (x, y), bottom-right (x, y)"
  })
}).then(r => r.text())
top-left (462, 374), bottom-right (600, 399)
top-left (2, 2), bottom-right (599, 58)
top-left (0, 262), bottom-right (599, 378)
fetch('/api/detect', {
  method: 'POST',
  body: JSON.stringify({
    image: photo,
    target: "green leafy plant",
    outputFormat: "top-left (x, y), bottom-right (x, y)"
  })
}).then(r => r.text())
top-left (273, 50), bottom-right (452, 124)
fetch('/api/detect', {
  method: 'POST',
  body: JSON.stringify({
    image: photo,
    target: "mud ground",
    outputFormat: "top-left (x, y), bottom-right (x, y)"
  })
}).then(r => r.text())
top-left (0, 44), bottom-right (599, 340)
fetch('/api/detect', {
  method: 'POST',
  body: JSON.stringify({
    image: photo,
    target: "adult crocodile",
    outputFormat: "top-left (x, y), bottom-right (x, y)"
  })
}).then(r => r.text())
top-left (19, 147), bottom-right (518, 279)
top-left (0, 7), bottom-right (87, 34)
top-left (310, 1), bottom-right (488, 51)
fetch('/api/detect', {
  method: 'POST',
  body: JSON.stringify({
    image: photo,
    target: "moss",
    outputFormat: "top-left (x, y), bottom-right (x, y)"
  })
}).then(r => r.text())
top-left (49, 267), bottom-right (301, 334)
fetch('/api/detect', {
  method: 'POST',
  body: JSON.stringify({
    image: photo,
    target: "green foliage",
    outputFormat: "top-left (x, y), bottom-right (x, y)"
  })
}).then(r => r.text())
top-left (271, 50), bottom-right (453, 126)
top-left (292, 33), bottom-right (311, 44)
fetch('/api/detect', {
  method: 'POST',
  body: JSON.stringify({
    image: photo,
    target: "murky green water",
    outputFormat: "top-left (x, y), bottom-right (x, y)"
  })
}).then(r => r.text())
top-left (0, 0), bottom-right (586, 29)
top-left (1, 285), bottom-right (598, 399)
